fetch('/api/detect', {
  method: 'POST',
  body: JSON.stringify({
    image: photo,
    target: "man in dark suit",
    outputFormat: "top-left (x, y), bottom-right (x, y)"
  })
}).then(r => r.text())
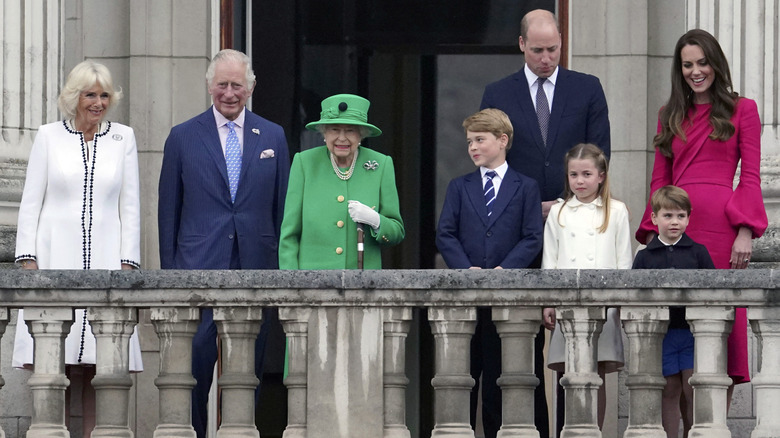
top-left (437, 109), bottom-right (543, 438)
top-left (158, 49), bottom-right (290, 438)
top-left (480, 9), bottom-right (611, 437)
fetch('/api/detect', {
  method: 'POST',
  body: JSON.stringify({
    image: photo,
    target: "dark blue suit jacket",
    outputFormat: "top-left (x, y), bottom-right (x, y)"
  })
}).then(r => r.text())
top-left (158, 107), bottom-right (290, 269)
top-left (481, 67), bottom-right (610, 202)
top-left (436, 167), bottom-right (543, 269)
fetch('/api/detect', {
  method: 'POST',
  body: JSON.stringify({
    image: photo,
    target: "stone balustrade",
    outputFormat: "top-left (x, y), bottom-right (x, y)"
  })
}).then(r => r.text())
top-left (1, 269), bottom-right (780, 437)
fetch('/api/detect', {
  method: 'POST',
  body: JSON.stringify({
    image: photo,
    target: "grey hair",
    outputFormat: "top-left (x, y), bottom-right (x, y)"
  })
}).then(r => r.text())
top-left (315, 124), bottom-right (371, 140)
top-left (58, 60), bottom-right (122, 119)
top-left (206, 49), bottom-right (256, 87)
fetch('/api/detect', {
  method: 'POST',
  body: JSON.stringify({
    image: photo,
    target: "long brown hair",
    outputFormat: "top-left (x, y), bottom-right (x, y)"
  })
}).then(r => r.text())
top-left (654, 29), bottom-right (738, 158)
top-left (559, 143), bottom-right (612, 233)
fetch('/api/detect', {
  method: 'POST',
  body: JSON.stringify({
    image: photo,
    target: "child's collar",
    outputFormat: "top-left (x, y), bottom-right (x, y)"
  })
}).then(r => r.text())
top-left (567, 196), bottom-right (604, 207)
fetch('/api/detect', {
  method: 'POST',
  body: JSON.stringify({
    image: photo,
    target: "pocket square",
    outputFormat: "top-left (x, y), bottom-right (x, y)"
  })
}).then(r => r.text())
top-left (260, 149), bottom-right (275, 159)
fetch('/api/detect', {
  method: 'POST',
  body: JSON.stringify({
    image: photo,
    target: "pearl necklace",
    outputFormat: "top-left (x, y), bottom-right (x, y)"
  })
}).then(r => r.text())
top-left (330, 148), bottom-right (359, 181)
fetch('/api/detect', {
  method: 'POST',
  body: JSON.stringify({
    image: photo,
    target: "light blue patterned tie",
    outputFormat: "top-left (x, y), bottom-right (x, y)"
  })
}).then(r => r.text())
top-left (225, 121), bottom-right (242, 202)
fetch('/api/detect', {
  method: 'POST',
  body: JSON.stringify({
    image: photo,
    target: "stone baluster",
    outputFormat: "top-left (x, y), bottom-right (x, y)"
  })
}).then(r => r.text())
top-left (557, 306), bottom-right (604, 438)
top-left (213, 307), bottom-right (264, 437)
top-left (382, 307), bottom-right (413, 438)
top-left (620, 307), bottom-right (668, 438)
top-left (428, 307), bottom-right (477, 438)
top-left (280, 307), bottom-right (312, 438)
top-left (0, 308), bottom-right (7, 438)
top-left (151, 307), bottom-right (200, 438)
top-left (24, 307), bottom-right (73, 438)
top-left (748, 307), bottom-right (780, 438)
top-left (88, 307), bottom-right (138, 437)
top-left (492, 307), bottom-right (542, 438)
top-left (687, 306), bottom-right (734, 438)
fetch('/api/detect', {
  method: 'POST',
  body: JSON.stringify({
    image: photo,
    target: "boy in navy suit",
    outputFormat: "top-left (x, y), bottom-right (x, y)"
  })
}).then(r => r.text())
top-left (437, 108), bottom-right (543, 438)
top-left (632, 185), bottom-right (714, 438)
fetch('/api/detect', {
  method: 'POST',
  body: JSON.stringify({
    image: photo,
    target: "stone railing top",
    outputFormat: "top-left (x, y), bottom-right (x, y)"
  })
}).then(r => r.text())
top-left (1, 269), bottom-right (780, 308)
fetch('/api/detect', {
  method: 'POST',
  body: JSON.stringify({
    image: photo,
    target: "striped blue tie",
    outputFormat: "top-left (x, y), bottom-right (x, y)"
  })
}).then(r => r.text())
top-left (484, 170), bottom-right (497, 217)
top-left (225, 121), bottom-right (242, 202)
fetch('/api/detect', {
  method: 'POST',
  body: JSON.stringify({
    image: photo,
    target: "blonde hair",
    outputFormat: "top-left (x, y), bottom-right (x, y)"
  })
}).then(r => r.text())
top-left (558, 143), bottom-right (612, 233)
top-left (58, 60), bottom-right (121, 119)
top-left (462, 108), bottom-right (514, 150)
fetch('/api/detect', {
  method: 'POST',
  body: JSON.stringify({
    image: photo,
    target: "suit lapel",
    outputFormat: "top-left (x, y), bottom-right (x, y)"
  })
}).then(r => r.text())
top-left (241, 112), bottom-right (263, 183)
top-left (545, 68), bottom-right (569, 157)
top-left (196, 108), bottom-right (230, 189)
top-left (465, 171), bottom-right (490, 227)
top-left (512, 72), bottom-right (546, 155)
top-left (487, 168), bottom-right (520, 227)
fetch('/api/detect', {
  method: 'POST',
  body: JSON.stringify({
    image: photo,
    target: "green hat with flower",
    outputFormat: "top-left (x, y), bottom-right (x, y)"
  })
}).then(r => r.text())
top-left (305, 94), bottom-right (382, 137)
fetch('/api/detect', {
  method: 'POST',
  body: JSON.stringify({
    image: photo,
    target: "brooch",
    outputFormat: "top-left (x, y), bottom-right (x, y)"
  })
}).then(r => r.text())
top-left (112, 134), bottom-right (123, 141)
top-left (252, 128), bottom-right (260, 135)
top-left (363, 160), bottom-right (379, 171)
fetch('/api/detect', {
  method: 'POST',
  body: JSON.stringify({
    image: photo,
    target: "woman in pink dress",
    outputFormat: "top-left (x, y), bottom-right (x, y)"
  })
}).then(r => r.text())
top-left (636, 28), bottom-right (767, 400)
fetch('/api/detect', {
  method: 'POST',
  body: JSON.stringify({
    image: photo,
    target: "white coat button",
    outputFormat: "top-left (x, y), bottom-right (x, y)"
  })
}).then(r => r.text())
top-left (336, 247), bottom-right (344, 255)
top-left (337, 220), bottom-right (345, 228)
top-left (337, 195), bottom-right (345, 202)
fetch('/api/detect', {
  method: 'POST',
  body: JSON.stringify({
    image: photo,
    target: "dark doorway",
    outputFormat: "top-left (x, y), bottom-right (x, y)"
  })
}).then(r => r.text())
top-left (247, 1), bottom-right (558, 436)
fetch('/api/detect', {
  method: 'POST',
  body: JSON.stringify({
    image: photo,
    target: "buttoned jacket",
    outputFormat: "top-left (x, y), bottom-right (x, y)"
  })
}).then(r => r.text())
top-left (279, 146), bottom-right (405, 269)
top-left (542, 196), bottom-right (632, 269)
top-left (436, 166), bottom-right (542, 269)
top-left (158, 107), bottom-right (289, 269)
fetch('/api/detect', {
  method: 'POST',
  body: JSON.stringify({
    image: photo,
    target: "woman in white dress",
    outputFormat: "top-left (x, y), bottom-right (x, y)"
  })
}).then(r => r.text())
top-left (14, 60), bottom-right (143, 437)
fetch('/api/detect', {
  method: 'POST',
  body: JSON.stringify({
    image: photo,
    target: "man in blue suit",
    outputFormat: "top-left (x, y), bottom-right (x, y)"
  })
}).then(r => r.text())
top-left (158, 49), bottom-right (290, 437)
top-left (480, 9), bottom-right (611, 437)
top-left (437, 109), bottom-right (543, 438)
top-left (481, 9), bottom-right (610, 217)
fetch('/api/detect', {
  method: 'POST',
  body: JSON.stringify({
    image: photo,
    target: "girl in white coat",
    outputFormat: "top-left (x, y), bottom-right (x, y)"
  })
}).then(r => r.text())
top-left (542, 143), bottom-right (633, 429)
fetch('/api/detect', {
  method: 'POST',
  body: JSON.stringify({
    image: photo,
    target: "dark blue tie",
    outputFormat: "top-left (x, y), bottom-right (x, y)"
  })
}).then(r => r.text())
top-left (484, 170), bottom-right (497, 217)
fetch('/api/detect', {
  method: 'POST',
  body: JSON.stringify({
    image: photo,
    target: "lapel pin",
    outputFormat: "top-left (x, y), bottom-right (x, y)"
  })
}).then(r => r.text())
top-left (252, 128), bottom-right (260, 135)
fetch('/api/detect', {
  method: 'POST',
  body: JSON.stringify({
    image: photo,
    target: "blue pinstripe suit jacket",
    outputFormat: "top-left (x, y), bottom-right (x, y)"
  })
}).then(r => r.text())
top-left (158, 107), bottom-right (290, 269)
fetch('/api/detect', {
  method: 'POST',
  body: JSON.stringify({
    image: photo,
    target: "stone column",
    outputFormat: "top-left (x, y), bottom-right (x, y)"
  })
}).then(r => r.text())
top-left (620, 307), bottom-right (668, 438)
top-left (687, 307), bottom-right (734, 438)
top-left (0, 308), bottom-right (7, 438)
top-left (748, 307), bottom-right (780, 438)
top-left (213, 307), bottom-right (264, 438)
top-left (88, 307), bottom-right (138, 437)
top-left (557, 306), bottom-right (604, 438)
top-left (150, 307), bottom-right (199, 438)
top-left (492, 307), bottom-right (542, 438)
top-left (24, 307), bottom-right (73, 438)
top-left (428, 307), bottom-right (476, 438)
top-left (279, 307), bottom-right (312, 438)
top-left (382, 307), bottom-right (413, 438)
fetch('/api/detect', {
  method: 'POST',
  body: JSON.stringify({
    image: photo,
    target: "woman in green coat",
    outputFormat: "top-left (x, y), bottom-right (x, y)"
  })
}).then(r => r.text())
top-left (278, 94), bottom-right (405, 436)
top-left (279, 93), bottom-right (405, 269)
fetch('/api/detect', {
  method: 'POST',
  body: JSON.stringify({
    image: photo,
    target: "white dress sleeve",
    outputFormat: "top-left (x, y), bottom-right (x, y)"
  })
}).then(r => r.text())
top-left (15, 125), bottom-right (50, 262)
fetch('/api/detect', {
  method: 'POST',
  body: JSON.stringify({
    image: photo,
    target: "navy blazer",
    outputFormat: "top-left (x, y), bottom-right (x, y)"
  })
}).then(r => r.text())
top-left (436, 167), bottom-right (543, 269)
top-left (158, 107), bottom-right (290, 269)
top-left (481, 67), bottom-right (610, 202)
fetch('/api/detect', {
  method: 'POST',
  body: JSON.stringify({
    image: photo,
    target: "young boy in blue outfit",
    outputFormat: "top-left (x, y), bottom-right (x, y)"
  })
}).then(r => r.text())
top-left (436, 108), bottom-right (543, 438)
top-left (632, 185), bottom-right (714, 438)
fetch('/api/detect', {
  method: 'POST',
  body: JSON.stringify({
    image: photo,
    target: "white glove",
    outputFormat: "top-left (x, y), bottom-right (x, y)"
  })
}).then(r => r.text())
top-left (348, 200), bottom-right (380, 230)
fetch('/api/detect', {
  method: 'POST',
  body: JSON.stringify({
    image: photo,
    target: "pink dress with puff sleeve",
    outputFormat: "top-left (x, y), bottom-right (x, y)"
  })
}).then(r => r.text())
top-left (636, 97), bottom-right (768, 384)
